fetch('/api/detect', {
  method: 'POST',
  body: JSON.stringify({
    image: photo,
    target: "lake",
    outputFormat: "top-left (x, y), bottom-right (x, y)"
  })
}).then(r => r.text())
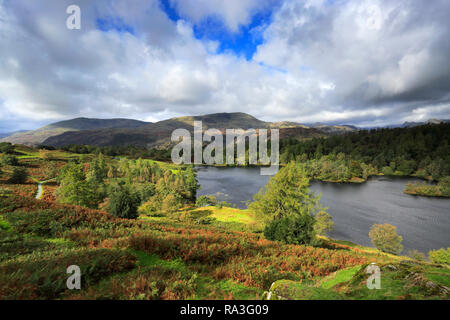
top-left (195, 166), bottom-right (450, 253)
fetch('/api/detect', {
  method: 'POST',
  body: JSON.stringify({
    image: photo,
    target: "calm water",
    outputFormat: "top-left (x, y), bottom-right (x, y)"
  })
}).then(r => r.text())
top-left (196, 166), bottom-right (450, 253)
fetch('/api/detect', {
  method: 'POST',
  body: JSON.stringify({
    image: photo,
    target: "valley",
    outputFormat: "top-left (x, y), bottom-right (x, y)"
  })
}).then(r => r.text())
top-left (0, 142), bottom-right (449, 300)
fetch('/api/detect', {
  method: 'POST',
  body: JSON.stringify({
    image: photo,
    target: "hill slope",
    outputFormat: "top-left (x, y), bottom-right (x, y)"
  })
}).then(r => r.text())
top-left (1, 118), bottom-right (149, 146)
top-left (43, 113), bottom-right (336, 148)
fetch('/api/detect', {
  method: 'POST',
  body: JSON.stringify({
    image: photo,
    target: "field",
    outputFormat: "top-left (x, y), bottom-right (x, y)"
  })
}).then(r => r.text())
top-left (0, 146), bottom-right (449, 300)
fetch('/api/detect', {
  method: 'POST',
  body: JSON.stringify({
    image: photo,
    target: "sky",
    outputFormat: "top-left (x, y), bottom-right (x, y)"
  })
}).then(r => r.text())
top-left (0, 0), bottom-right (449, 132)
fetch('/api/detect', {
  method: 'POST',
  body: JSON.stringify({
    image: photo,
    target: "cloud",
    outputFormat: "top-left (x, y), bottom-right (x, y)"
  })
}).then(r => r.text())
top-left (168, 0), bottom-right (276, 32)
top-left (254, 0), bottom-right (450, 124)
top-left (0, 0), bottom-right (449, 132)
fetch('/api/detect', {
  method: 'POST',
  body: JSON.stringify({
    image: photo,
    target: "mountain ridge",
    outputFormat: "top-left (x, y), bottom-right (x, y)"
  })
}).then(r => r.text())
top-left (41, 112), bottom-right (346, 148)
top-left (0, 118), bottom-right (149, 146)
top-left (4, 112), bottom-right (448, 148)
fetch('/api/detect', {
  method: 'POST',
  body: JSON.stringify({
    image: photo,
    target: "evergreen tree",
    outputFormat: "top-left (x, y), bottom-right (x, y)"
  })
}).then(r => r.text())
top-left (108, 185), bottom-right (140, 219)
top-left (249, 162), bottom-right (324, 245)
top-left (8, 167), bottom-right (28, 184)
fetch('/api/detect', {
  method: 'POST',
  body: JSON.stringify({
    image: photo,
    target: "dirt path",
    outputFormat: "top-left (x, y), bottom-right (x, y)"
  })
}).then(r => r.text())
top-left (35, 182), bottom-right (44, 199)
top-left (34, 178), bottom-right (56, 200)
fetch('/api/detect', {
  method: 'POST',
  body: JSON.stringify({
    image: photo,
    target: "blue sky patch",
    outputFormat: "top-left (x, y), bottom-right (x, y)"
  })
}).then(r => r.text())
top-left (96, 17), bottom-right (135, 35)
top-left (159, 0), bottom-right (279, 60)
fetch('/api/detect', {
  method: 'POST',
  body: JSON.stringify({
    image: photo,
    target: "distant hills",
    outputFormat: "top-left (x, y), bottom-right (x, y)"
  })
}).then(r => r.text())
top-left (0, 118), bottom-right (149, 146)
top-left (1, 112), bottom-right (447, 148)
top-left (378, 119), bottom-right (450, 129)
top-left (0, 130), bottom-right (28, 139)
top-left (42, 113), bottom-right (355, 148)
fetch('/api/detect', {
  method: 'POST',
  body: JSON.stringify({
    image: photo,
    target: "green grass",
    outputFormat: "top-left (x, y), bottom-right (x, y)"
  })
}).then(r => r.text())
top-left (267, 280), bottom-right (346, 300)
top-left (424, 267), bottom-right (450, 287)
top-left (0, 215), bottom-right (11, 231)
top-left (133, 250), bottom-right (187, 273)
top-left (264, 262), bottom-right (450, 300)
top-left (45, 238), bottom-right (75, 247)
top-left (192, 206), bottom-right (263, 226)
top-left (320, 265), bottom-right (361, 289)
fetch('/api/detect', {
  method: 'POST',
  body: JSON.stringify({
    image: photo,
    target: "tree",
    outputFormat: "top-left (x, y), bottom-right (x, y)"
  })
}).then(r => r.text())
top-left (349, 160), bottom-right (363, 177)
top-left (8, 167), bottom-right (28, 184)
top-left (182, 166), bottom-right (198, 200)
top-left (56, 162), bottom-right (104, 208)
top-left (428, 248), bottom-right (450, 265)
top-left (87, 153), bottom-right (107, 184)
top-left (108, 185), bottom-right (140, 219)
top-left (1, 154), bottom-right (19, 166)
top-left (249, 162), bottom-right (323, 245)
top-left (161, 193), bottom-right (183, 214)
top-left (0, 142), bottom-right (14, 154)
top-left (43, 162), bottom-right (58, 179)
top-left (314, 211), bottom-right (334, 236)
top-left (369, 223), bottom-right (403, 254)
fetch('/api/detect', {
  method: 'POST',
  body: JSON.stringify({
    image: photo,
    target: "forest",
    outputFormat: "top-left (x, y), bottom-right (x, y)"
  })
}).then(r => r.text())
top-left (279, 123), bottom-right (450, 196)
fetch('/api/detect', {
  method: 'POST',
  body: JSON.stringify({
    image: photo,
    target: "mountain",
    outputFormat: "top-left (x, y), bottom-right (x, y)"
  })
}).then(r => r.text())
top-left (0, 118), bottom-right (149, 146)
top-left (43, 113), bottom-right (271, 148)
top-left (310, 123), bottom-right (358, 134)
top-left (0, 130), bottom-right (29, 139)
top-left (43, 112), bottom-right (335, 148)
top-left (384, 119), bottom-right (450, 129)
top-left (1, 112), bottom-right (355, 148)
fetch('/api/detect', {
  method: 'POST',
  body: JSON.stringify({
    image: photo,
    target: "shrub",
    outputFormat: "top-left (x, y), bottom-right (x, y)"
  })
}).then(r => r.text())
top-left (139, 197), bottom-right (162, 216)
top-left (0, 248), bottom-right (136, 299)
top-left (0, 215), bottom-right (11, 231)
top-left (68, 267), bottom-right (198, 300)
top-left (0, 142), bottom-right (14, 154)
top-left (428, 248), bottom-right (450, 265)
top-left (161, 194), bottom-right (183, 214)
top-left (407, 249), bottom-right (426, 261)
top-left (197, 216), bottom-right (216, 225)
top-left (2, 154), bottom-right (19, 166)
top-left (108, 186), bottom-right (140, 219)
top-left (381, 166), bottom-right (394, 176)
top-left (369, 224), bottom-right (403, 254)
top-left (43, 162), bottom-right (59, 179)
top-left (196, 195), bottom-right (216, 207)
top-left (39, 150), bottom-right (52, 160)
top-left (0, 234), bottom-right (72, 263)
top-left (264, 214), bottom-right (317, 245)
top-left (8, 167), bottom-right (28, 184)
top-left (3, 209), bottom-right (60, 237)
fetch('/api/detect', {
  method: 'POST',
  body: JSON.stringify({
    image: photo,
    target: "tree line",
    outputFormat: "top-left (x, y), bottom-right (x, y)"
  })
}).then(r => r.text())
top-left (280, 123), bottom-right (450, 182)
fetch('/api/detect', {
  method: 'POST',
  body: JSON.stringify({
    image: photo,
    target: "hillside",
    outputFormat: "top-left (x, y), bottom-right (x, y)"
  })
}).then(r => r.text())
top-left (42, 113), bottom-right (346, 148)
top-left (0, 130), bottom-right (29, 140)
top-left (1, 118), bottom-right (149, 146)
top-left (0, 147), bottom-right (448, 300)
